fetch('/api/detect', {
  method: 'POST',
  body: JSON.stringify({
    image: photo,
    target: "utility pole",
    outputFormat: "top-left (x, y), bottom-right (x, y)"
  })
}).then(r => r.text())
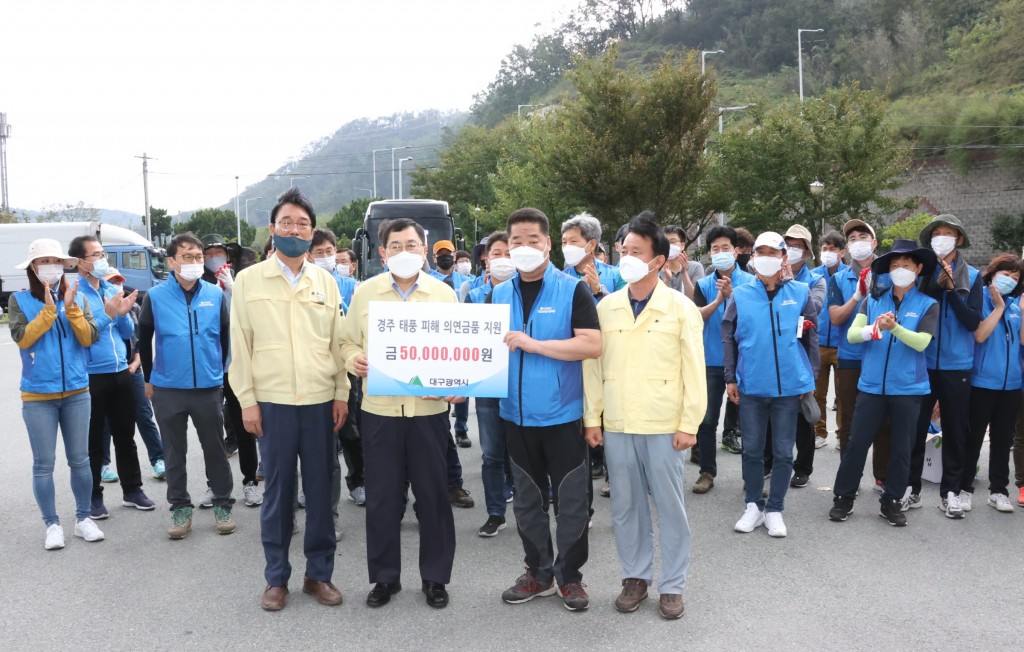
top-left (136, 153), bottom-right (154, 242)
top-left (0, 113), bottom-right (11, 212)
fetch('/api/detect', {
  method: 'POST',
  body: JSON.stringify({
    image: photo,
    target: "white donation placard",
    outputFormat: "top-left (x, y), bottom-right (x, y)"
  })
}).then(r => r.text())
top-left (366, 301), bottom-right (510, 397)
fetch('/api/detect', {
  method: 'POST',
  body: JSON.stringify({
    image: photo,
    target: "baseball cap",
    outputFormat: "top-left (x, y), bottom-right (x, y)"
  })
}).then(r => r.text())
top-left (433, 240), bottom-right (455, 254)
top-left (753, 231), bottom-right (786, 251)
top-left (842, 219), bottom-right (876, 239)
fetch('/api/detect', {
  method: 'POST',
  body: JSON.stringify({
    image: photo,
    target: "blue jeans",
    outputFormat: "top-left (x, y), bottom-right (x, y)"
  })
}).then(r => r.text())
top-left (696, 366), bottom-right (726, 476)
top-left (739, 394), bottom-right (799, 512)
top-left (102, 368), bottom-right (164, 466)
top-left (23, 392), bottom-right (93, 526)
top-left (453, 400), bottom-right (469, 433)
top-left (476, 398), bottom-right (509, 517)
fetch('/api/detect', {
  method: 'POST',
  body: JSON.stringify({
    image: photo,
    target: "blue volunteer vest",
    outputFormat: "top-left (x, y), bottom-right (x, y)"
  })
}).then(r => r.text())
top-left (75, 277), bottom-right (131, 374)
top-left (813, 262), bottom-right (848, 348)
top-left (331, 271), bottom-right (357, 307)
top-left (857, 287), bottom-right (936, 395)
top-left (697, 265), bottom-right (754, 367)
top-left (563, 259), bottom-right (625, 298)
top-left (925, 264), bottom-right (981, 371)
top-left (732, 279), bottom-right (815, 397)
top-left (971, 289), bottom-right (1022, 391)
top-left (493, 263), bottom-right (584, 427)
top-left (833, 265), bottom-right (866, 363)
top-left (15, 290), bottom-right (91, 394)
top-left (148, 276), bottom-right (224, 389)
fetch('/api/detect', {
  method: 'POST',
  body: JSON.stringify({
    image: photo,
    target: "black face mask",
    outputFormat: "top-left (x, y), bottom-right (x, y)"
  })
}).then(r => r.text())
top-left (436, 254), bottom-right (454, 270)
top-left (736, 253), bottom-right (751, 270)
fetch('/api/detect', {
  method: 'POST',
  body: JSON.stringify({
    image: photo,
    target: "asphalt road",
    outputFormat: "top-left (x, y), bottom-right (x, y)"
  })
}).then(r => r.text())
top-left (1, 323), bottom-right (1021, 651)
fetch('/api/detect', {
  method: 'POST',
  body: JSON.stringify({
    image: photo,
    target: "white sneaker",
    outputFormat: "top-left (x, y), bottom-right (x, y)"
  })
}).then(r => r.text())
top-left (765, 511), bottom-right (788, 538)
top-left (198, 487), bottom-right (214, 509)
top-left (941, 491), bottom-right (964, 519)
top-left (74, 518), bottom-right (105, 542)
top-left (958, 490), bottom-right (973, 512)
top-left (814, 437), bottom-right (827, 449)
top-left (44, 524), bottom-right (65, 550)
top-left (348, 486), bottom-right (366, 506)
top-left (243, 482), bottom-right (263, 507)
top-left (987, 492), bottom-right (1015, 513)
top-left (734, 503), bottom-right (765, 533)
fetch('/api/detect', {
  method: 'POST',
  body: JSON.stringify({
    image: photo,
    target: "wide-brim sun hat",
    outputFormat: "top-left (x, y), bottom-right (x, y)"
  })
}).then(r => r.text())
top-left (871, 239), bottom-right (937, 279)
top-left (16, 238), bottom-right (79, 270)
top-left (919, 214), bottom-right (970, 249)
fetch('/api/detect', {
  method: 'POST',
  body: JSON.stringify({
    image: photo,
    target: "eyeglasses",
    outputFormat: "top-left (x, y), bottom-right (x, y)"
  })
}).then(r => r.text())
top-left (276, 220), bottom-right (313, 234)
top-left (84, 251), bottom-right (107, 260)
top-left (177, 254), bottom-right (205, 264)
top-left (386, 241), bottom-right (423, 254)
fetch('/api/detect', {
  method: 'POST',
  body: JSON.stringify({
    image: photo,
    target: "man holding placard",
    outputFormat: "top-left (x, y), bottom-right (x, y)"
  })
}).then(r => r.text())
top-left (340, 217), bottom-right (462, 610)
top-left (493, 207), bottom-right (602, 613)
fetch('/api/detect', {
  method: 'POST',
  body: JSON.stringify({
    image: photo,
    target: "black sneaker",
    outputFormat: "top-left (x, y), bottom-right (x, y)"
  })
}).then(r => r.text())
top-left (455, 431), bottom-right (471, 448)
top-left (721, 430), bottom-right (742, 454)
top-left (478, 515), bottom-right (507, 537)
top-left (880, 497), bottom-right (907, 527)
top-left (689, 445), bottom-right (700, 465)
top-left (828, 496), bottom-right (854, 522)
top-left (790, 473), bottom-right (809, 489)
top-left (590, 462), bottom-right (604, 480)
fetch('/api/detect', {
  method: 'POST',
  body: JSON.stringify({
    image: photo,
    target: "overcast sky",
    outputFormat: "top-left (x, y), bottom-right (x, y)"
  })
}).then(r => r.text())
top-left (2, 0), bottom-right (580, 216)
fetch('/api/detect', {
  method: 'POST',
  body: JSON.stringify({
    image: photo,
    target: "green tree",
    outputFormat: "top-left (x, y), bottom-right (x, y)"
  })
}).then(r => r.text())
top-left (990, 211), bottom-right (1024, 252)
top-left (540, 47), bottom-right (720, 241)
top-left (37, 202), bottom-right (100, 223)
top-left (880, 212), bottom-right (935, 249)
top-left (715, 84), bottom-right (915, 242)
top-left (326, 198), bottom-right (372, 241)
top-left (146, 207), bottom-right (174, 239)
top-left (174, 208), bottom-right (255, 247)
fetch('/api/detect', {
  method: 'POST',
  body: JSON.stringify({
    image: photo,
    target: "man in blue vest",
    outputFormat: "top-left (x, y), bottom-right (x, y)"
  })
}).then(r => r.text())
top-left (429, 239), bottom-right (473, 448)
top-left (139, 233), bottom-right (235, 540)
top-left (723, 231), bottom-right (819, 538)
top-left (561, 212), bottom-right (625, 302)
top-left (495, 207), bottom-right (602, 612)
top-left (691, 225), bottom-right (753, 495)
top-left (906, 215), bottom-right (983, 517)
top-left (812, 231), bottom-right (848, 449)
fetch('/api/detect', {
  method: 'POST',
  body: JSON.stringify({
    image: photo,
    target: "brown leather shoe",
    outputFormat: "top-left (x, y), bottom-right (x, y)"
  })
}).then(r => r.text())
top-left (692, 472), bottom-right (715, 494)
top-left (261, 585), bottom-right (288, 612)
top-left (449, 486), bottom-right (475, 509)
top-left (659, 593), bottom-right (685, 620)
top-left (614, 578), bottom-right (648, 613)
top-left (303, 576), bottom-right (343, 606)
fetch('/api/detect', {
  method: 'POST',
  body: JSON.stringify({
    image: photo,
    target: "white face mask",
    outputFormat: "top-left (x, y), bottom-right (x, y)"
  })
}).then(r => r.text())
top-left (386, 251), bottom-right (423, 280)
top-left (931, 235), bottom-right (956, 258)
top-left (456, 261), bottom-right (472, 276)
top-left (489, 258), bottom-right (516, 282)
top-left (313, 257), bottom-right (336, 272)
top-left (668, 244), bottom-right (682, 261)
top-left (752, 255), bottom-right (783, 277)
top-left (562, 244), bottom-right (587, 267)
top-left (786, 246), bottom-right (805, 265)
top-left (618, 255), bottom-right (655, 284)
top-left (177, 263), bottom-right (204, 282)
top-left (890, 267), bottom-right (917, 289)
top-left (510, 245), bottom-right (546, 273)
top-left (848, 240), bottom-right (874, 261)
top-left (820, 251), bottom-right (839, 268)
top-left (336, 264), bottom-right (352, 278)
top-left (35, 264), bottom-right (65, 286)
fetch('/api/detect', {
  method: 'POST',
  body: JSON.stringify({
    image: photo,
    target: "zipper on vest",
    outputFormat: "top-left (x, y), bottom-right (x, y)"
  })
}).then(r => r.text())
top-left (187, 303), bottom-right (198, 388)
top-left (771, 308), bottom-right (782, 396)
top-left (55, 312), bottom-right (68, 393)
top-left (881, 318), bottom-right (898, 395)
top-left (1002, 313), bottom-right (1012, 391)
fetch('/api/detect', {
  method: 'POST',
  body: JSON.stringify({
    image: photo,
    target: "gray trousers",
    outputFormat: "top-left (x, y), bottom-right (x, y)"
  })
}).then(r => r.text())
top-left (152, 386), bottom-right (234, 509)
top-left (605, 432), bottom-right (691, 595)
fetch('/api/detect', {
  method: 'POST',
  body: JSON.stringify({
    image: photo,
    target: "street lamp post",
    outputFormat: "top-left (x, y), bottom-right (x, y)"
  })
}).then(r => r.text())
top-left (391, 146), bottom-right (411, 199)
top-left (243, 197), bottom-right (262, 242)
top-left (810, 179), bottom-right (825, 239)
top-left (372, 148), bottom-right (389, 198)
top-left (701, 49), bottom-right (724, 74)
top-left (234, 176), bottom-right (240, 240)
top-left (398, 157), bottom-right (414, 199)
top-left (798, 29), bottom-right (824, 102)
top-left (718, 104), bottom-right (755, 133)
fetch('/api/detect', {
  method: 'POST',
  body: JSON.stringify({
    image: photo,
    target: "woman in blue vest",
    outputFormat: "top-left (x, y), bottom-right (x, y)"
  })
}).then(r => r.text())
top-left (829, 240), bottom-right (939, 527)
top-left (8, 239), bottom-right (103, 549)
top-left (961, 254), bottom-right (1023, 513)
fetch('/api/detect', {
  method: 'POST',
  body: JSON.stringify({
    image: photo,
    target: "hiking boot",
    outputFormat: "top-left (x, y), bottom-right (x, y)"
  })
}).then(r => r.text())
top-left (168, 506), bottom-right (193, 539)
top-left (214, 505), bottom-right (236, 534)
top-left (449, 486), bottom-right (475, 508)
top-left (559, 582), bottom-right (589, 612)
top-left (828, 496), bottom-right (854, 522)
top-left (659, 594), bottom-right (685, 620)
top-left (502, 572), bottom-right (556, 604)
top-left (691, 472), bottom-right (714, 494)
top-left (879, 497), bottom-right (907, 527)
top-left (613, 578), bottom-right (648, 613)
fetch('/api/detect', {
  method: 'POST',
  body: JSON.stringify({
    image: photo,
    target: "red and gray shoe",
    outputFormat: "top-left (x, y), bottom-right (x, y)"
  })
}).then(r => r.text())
top-left (501, 572), bottom-right (557, 604)
top-left (559, 582), bottom-right (589, 612)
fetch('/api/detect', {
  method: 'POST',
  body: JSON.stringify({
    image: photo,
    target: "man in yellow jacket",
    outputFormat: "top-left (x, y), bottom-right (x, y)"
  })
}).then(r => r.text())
top-left (339, 217), bottom-right (461, 611)
top-left (583, 212), bottom-right (707, 620)
top-left (229, 188), bottom-right (350, 612)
